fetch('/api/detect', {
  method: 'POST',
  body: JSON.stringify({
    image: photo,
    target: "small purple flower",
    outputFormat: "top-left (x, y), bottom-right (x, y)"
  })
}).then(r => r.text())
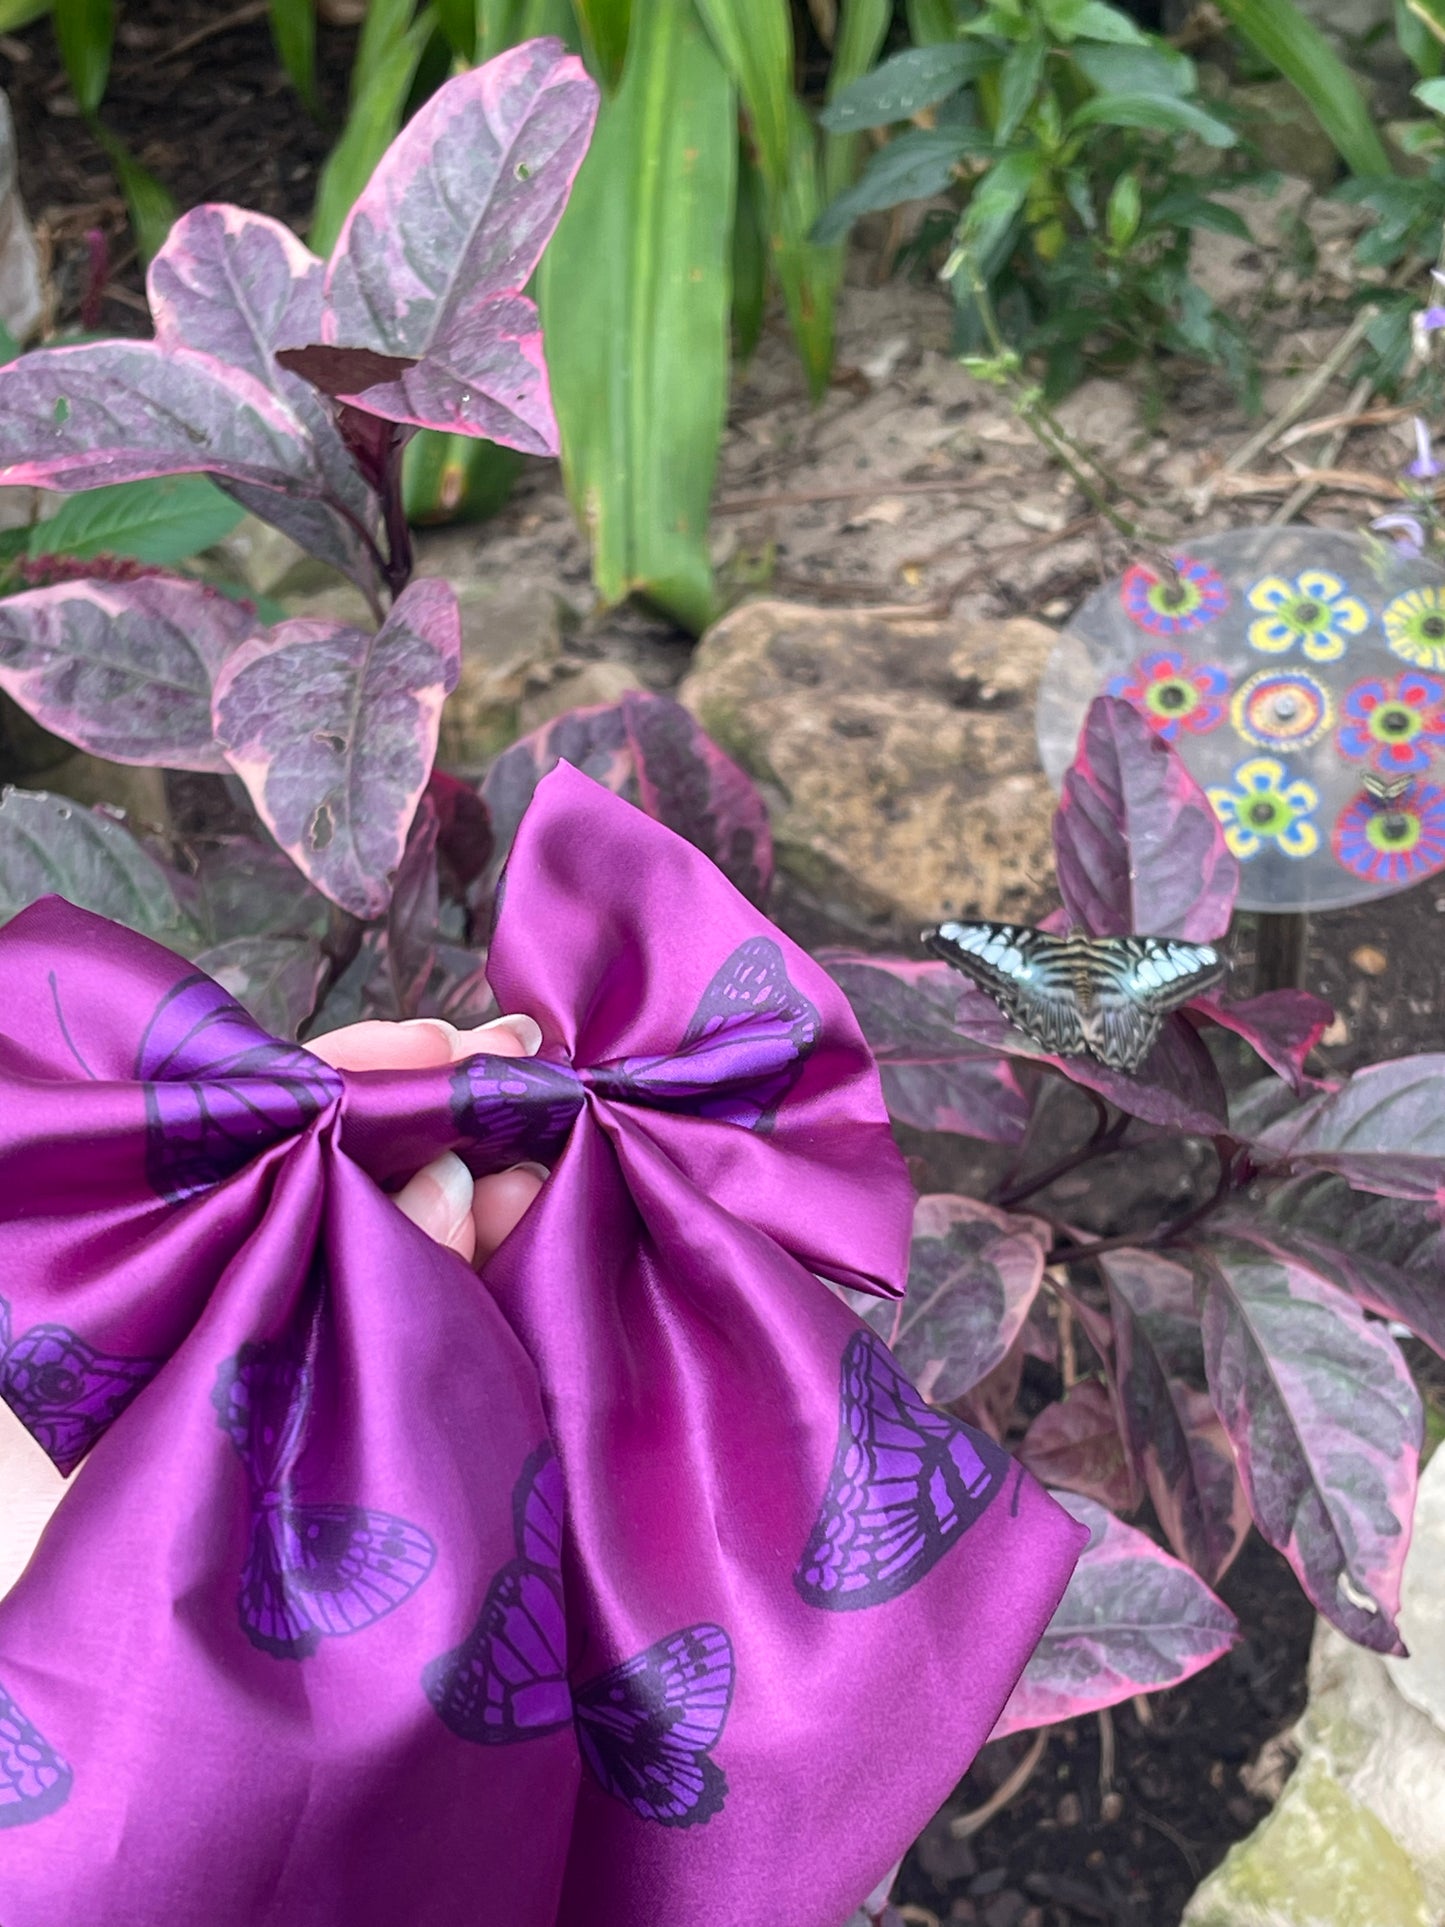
top-left (1372, 512), bottom-right (1427, 559)
top-left (1408, 417), bottom-right (1441, 483)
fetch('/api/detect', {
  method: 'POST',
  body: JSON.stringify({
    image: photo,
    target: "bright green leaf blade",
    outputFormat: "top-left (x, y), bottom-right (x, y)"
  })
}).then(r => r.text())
top-left (311, 4), bottom-right (435, 255)
top-left (401, 429), bottom-right (520, 523)
top-left (90, 120), bottom-right (177, 263)
top-left (732, 141), bottom-right (769, 363)
top-left (959, 142), bottom-right (1038, 259)
top-left (573, 0), bottom-right (631, 89)
top-left (1068, 89), bottom-right (1237, 145)
top-left (0, 0), bottom-right (50, 28)
top-left (1415, 74), bottom-right (1445, 109)
top-left (1214, 0), bottom-right (1390, 176)
top-left (819, 43), bottom-right (989, 132)
top-left (906, 0), bottom-right (958, 42)
top-left (812, 126), bottom-right (969, 242)
top-left (27, 476), bottom-right (244, 565)
top-left (270, 0), bottom-right (321, 114)
top-left (695, 0), bottom-right (792, 190)
top-left (53, 0), bottom-right (111, 112)
top-left (478, 0), bottom-right (578, 59)
top-left (435, 0), bottom-right (476, 58)
top-left (996, 32), bottom-right (1046, 141)
top-left (825, 0), bottom-right (892, 199)
top-left (1071, 39), bottom-right (1196, 98)
top-left (1062, 0), bottom-right (1151, 42)
top-left (539, 0), bottom-right (733, 630)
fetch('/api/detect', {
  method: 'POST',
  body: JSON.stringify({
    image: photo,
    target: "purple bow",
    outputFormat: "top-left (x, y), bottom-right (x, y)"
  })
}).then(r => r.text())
top-left (0, 764), bottom-right (1083, 1927)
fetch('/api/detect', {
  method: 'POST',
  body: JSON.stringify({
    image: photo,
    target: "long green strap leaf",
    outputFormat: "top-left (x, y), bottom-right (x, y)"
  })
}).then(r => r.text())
top-left (53, 0), bottom-right (111, 113)
top-left (695, 0), bottom-right (793, 189)
top-left (1214, 0), bottom-right (1391, 177)
top-left (311, 3), bottom-right (436, 254)
top-left (907, 0), bottom-right (958, 42)
top-left (574, 0), bottom-right (632, 89)
top-left (540, 0), bottom-right (734, 630)
top-left (270, 0), bottom-right (321, 116)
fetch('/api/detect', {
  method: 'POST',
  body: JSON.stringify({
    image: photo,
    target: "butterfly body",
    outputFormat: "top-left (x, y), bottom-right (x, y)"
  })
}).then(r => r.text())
top-left (924, 921), bottom-right (1223, 1074)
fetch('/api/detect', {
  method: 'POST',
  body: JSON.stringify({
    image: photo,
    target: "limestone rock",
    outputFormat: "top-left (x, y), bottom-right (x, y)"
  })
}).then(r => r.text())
top-left (436, 579), bottom-right (571, 772)
top-left (679, 600), bottom-right (1059, 939)
top-left (517, 658), bottom-right (643, 735)
top-left (1388, 1433), bottom-right (1445, 1733)
top-left (0, 91), bottom-right (45, 344)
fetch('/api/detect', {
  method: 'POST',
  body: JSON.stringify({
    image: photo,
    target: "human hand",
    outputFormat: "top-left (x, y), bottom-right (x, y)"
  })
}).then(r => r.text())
top-left (308, 1013), bottom-right (548, 1266)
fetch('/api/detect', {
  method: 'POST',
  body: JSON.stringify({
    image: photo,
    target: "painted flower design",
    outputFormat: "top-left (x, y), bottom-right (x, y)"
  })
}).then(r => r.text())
top-left (1231, 670), bottom-right (1332, 752)
top-left (1382, 587), bottom-right (1445, 673)
top-left (1246, 570), bottom-right (1369, 662)
top-left (1207, 757), bottom-right (1320, 860)
top-left (1337, 672), bottom-right (1445, 774)
top-left (1333, 782), bottom-right (1445, 886)
top-left (1106, 648), bottom-right (1229, 741)
top-left (1120, 556), bottom-right (1228, 636)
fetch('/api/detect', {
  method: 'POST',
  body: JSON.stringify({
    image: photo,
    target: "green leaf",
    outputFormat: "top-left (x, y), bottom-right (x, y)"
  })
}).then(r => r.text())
top-left (0, 0), bottom-right (50, 28)
top-left (732, 141), bottom-right (769, 362)
top-left (0, 788), bottom-right (200, 946)
top-left (996, 32), bottom-right (1046, 141)
top-left (695, 0), bottom-right (792, 189)
top-left (89, 120), bottom-right (177, 263)
top-left (1069, 90), bottom-right (1237, 145)
top-left (478, 0), bottom-right (579, 60)
top-left (1071, 39), bottom-right (1195, 98)
top-left (574, 0), bottom-right (631, 89)
top-left (270, 0), bottom-right (321, 115)
top-left (812, 126), bottom-right (969, 243)
top-left (311, 2), bottom-right (436, 255)
top-left (435, 0), bottom-right (476, 59)
top-left (824, 0), bottom-right (893, 198)
top-left (1415, 75), bottom-right (1445, 110)
top-left (0, 319), bottom-right (21, 365)
top-left (401, 430), bottom-right (520, 524)
top-left (1150, 185), bottom-right (1253, 238)
top-left (907, 0), bottom-right (958, 40)
top-left (1214, 0), bottom-right (1390, 176)
top-left (539, 0), bottom-right (733, 630)
top-left (1057, 0), bottom-right (1151, 41)
top-left (53, 0), bottom-right (111, 113)
top-left (27, 477), bottom-right (244, 565)
top-left (960, 143), bottom-right (1039, 260)
top-left (819, 44), bottom-right (987, 132)
top-left (1106, 169), bottom-right (1141, 247)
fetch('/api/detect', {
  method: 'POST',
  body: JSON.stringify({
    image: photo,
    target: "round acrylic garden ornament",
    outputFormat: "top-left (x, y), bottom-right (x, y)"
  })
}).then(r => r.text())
top-left (1036, 527), bottom-right (1445, 913)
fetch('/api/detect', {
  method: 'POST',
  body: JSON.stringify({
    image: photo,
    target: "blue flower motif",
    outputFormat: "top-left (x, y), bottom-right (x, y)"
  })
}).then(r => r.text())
top-left (1208, 757), bottom-right (1319, 860)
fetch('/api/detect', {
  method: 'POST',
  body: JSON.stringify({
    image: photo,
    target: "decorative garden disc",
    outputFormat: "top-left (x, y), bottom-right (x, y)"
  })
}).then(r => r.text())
top-left (1036, 527), bottom-right (1445, 914)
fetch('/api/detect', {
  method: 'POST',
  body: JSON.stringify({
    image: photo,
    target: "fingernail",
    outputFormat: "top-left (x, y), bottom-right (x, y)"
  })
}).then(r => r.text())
top-left (398, 1151), bottom-right (474, 1244)
top-left (485, 1014), bottom-right (543, 1056)
top-left (397, 1018), bottom-right (457, 1043)
top-left (512, 1162), bottom-right (549, 1182)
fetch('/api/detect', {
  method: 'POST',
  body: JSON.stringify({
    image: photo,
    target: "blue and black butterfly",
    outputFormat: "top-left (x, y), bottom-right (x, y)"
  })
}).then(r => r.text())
top-left (924, 921), bottom-right (1224, 1074)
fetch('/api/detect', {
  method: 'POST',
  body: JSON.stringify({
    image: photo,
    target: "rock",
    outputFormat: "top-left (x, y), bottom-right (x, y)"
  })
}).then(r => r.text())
top-left (517, 658), bottom-right (643, 735)
top-left (1049, 378), bottom-right (1140, 454)
top-left (435, 580), bottom-right (571, 772)
top-left (210, 516), bottom-right (344, 603)
top-left (1183, 1447), bottom-right (1445, 1927)
top-left (1228, 81), bottom-right (1343, 190)
top-left (0, 91), bottom-right (45, 343)
top-left (679, 600), bottom-right (1059, 939)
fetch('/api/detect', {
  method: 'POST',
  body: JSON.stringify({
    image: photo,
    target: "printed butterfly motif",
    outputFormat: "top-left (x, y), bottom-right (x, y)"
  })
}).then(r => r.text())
top-left (423, 1444), bottom-right (571, 1744)
top-left (450, 1055), bottom-right (582, 1171)
top-left (796, 1329), bottom-right (1010, 1612)
top-left (213, 1341), bottom-right (436, 1660)
top-left (0, 1679), bottom-right (71, 1831)
top-left (137, 974), bottom-right (343, 1205)
top-left (574, 1623), bottom-right (734, 1829)
top-left (0, 1295), bottom-right (157, 1476)
top-left (924, 921), bottom-right (1224, 1075)
top-left (590, 937), bottom-right (820, 1134)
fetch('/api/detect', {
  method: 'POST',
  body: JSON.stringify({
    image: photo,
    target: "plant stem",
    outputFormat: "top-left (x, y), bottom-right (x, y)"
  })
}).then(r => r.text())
top-left (1043, 1133), bottom-right (1238, 1267)
top-left (996, 1110), bottom-right (1126, 1210)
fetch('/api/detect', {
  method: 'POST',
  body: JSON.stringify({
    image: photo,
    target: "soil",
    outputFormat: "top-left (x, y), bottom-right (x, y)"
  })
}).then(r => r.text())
top-left (5, 12), bottom-right (1443, 1924)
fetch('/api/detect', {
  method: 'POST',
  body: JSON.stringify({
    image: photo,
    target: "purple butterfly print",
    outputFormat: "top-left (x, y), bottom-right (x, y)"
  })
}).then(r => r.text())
top-left (587, 938), bottom-right (820, 1134)
top-left (573, 1623), bottom-right (734, 1829)
top-left (424, 1444), bottom-right (571, 1744)
top-left (136, 974), bottom-right (343, 1205)
top-left (0, 1295), bottom-right (158, 1476)
top-left (0, 1680), bottom-right (71, 1831)
top-left (213, 1343), bottom-right (436, 1660)
top-left (449, 1055), bottom-right (582, 1171)
top-left (796, 1329), bottom-right (1009, 1612)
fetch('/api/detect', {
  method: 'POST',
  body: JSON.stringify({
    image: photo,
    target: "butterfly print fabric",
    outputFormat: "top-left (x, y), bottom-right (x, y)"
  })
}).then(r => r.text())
top-left (0, 765), bottom-right (1085, 1927)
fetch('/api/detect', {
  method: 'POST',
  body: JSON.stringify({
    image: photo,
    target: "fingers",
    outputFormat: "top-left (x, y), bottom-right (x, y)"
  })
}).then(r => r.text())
top-left (471, 1163), bottom-right (547, 1262)
top-left (309, 1012), bottom-right (543, 1073)
top-left (392, 1152), bottom-right (478, 1264)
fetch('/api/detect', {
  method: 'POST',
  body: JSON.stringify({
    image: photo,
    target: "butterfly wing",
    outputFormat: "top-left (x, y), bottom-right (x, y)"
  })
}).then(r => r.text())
top-left (1080, 937), bottom-right (1224, 1074)
top-left (573, 1623), bottom-right (734, 1828)
top-left (280, 1503), bottom-right (436, 1639)
top-left (238, 1510), bottom-right (319, 1659)
top-left (1, 1323), bottom-right (158, 1476)
top-left (796, 1329), bottom-right (1009, 1611)
top-left (212, 1343), bottom-right (312, 1493)
top-left (514, 1442), bottom-right (565, 1573)
top-left (0, 1680), bottom-right (72, 1830)
top-left (449, 1054), bottom-right (582, 1169)
top-left (925, 922), bottom-right (1090, 1060)
top-left (424, 1563), bottom-right (571, 1743)
top-left (137, 975), bottom-right (342, 1204)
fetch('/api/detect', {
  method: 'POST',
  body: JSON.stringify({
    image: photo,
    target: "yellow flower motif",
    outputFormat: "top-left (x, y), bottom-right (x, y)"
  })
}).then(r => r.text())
top-left (1246, 570), bottom-right (1369, 663)
top-left (1382, 587), bottom-right (1445, 672)
top-left (1207, 757), bottom-right (1320, 860)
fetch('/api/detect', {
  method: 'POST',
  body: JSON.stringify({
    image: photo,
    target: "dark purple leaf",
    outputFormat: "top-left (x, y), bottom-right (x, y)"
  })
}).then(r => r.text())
top-left (424, 944), bottom-right (496, 1028)
top-left (212, 579), bottom-right (461, 918)
top-left (386, 795), bottom-right (440, 1020)
top-left (1101, 1247), bottom-right (1250, 1584)
top-left (188, 836), bottom-right (333, 946)
top-left (991, 1492), bottom-right (1237, 1737)
top-left (191, 935), bottom-right (327, 1040)
top-left (817, 955), bottom-right (1031, 1145)
top-left (1220, 1175), bottom-right (1445, 1358)
top-left (0, 788), bottom-right (200, 947)
top-left (147, 205), bottom-right (384, 595)
top-left (0, 575), bottom-right (255, 771)
top-left (1055, 695), bottom-right (1238, 941)
top-left (427, 767), bottom-right (493, 900)
top-left (1195, 1238), bottom-right (1421, 1652)
top-left (1256, 1054), bottom-right (1445, 1200)
top-left (1191, 988), bottom-right (1331, 1095)
top-left (274, 345), bottom-right (419, 394)
top-left (477, 700), bottom-right (631, 900)
top-left (320, 40), bottom-right (598, 450)
top-left (853, 1194), bottom-right (1047, 1402)
top-left (1018, 1381), bottom-right (1139, 1513)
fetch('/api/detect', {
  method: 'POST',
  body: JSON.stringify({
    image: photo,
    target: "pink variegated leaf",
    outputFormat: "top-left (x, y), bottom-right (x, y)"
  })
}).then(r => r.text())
top-left (1195, 1238), bottom-right (1421, 1652)
top-left (213, 580), bottom-right (461, 918)
top-left (386, 795), bottom-right (441, 1020)
top-left (0, 575), bottom-right (255, 771)
top-left (991, 1492), bottom-right (1237, 1736)
top-left (819, 955), bottom-right (1032, 1145)
top-left (1055, 695), bottom-right (1238, 941)
top-left (1101, 1248), bottom-right (1249, 1584)
top-left (1018, 1380), bottom-right (1139, 1513)
top-left (1255, 1053), bottom-right (1445, 1200)
top-left (318, 40), bottom-right (599, 450)
top-left (1191, 988), bottom-right (1331, 1095)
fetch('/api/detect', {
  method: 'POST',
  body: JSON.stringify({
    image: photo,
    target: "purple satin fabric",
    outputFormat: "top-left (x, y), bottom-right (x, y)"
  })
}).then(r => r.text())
top-left (0, 764), bottom-right (1085, 1927)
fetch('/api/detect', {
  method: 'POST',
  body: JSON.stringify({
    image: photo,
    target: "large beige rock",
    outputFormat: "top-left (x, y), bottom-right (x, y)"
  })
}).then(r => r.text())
top-left (679, 600), bottom-right (1058, 938)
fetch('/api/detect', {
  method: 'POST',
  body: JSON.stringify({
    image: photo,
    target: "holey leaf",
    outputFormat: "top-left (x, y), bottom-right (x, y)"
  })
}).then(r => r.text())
top-left (1101, 1248), bottom-right (1249, 1584)
top-left (856, 1195), bottom-right (1047, 1403)
top-left (1055, 695), bottom-right (1238, 941)
top-left (991, 1493), bottom-right (1237, 1737)
top-left (319, 39), bottom-right (599, 451)
top-left (1194, 1240), bottom-right (1421, 1652)
top-left (0, 789), bottom-right (199, 947)
top-left (212, 580), bottom-right (461, 918)
top-left (0, 576), bottom-right (256, 772)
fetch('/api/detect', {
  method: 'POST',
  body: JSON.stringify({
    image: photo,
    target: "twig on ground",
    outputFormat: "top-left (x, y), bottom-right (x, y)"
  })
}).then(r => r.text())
top-left (1137, 1807), bottom-right (1202, 1880)
top-left (1098, 1705), bottom-right (1117, 1798)
top-left (950, 1730), bottom-right (1050, 1839)
top-left (1274, 402), bottom-right (1409, 450)
top-left (1272, 371), bottom-right (1377, 523)
top-left (1213, 466), bottom-right (1437, 503)
top-left (146, 2), bottom-right (269, 65)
